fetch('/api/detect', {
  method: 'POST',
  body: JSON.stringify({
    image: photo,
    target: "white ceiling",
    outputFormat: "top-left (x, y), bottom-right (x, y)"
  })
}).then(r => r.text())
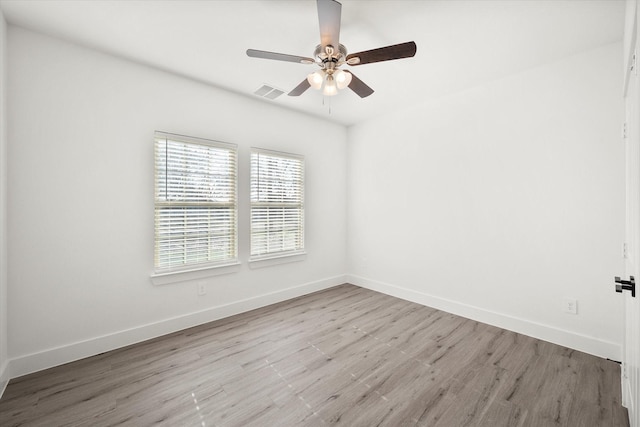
top-left (0, 0), bottom-right (626, 126)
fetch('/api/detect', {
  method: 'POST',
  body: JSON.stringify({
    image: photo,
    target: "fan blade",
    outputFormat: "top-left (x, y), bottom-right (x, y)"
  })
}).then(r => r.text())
top-left (345, 71), bottom-right (374, 98)
top-left (247, 49), bottom-right (315, 64)
top-left (317, 0), bottom-right (341, 50)
top-left (346, 41), bottom-right (417, 66)
top-left (288, 79), bottom-right (311, 96)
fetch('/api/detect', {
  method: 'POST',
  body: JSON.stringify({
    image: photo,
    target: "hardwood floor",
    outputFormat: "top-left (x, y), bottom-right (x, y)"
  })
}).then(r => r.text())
top-left (0, 284), bottom-right (629, 426)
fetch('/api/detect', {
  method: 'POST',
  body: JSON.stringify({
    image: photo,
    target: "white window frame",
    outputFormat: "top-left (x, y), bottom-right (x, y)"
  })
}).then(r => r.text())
top-left (250, 148), bottom-right (305, 262)
top-left (153, 131), bottom-right (238, 276)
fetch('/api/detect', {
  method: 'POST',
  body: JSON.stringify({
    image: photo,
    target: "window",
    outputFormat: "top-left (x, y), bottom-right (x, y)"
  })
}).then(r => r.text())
top-left (250, 149), bottom-right (305, 259)
top-left (154, 132), bottom-right (237, 272)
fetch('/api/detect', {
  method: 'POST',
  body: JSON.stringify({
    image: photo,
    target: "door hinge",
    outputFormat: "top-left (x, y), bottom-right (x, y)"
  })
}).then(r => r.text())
top-left (623, 122), bottom-right (628, 139)
top-left (631, 51), bottom-right (637, 76)
top-left (615, 276), bottom-right (636, 297)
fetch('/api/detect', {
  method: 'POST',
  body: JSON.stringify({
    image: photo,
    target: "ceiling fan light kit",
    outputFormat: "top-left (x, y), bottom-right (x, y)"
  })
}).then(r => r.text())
top-left (307, 67), bottom-right (352, 96)
top-left (334, 69), bottom-right (352, 89)
top-left (323, 75), bottom-right (338, 96)
top-left (246, 0), bottom-right (417, 99)
top-left (307, 70), bottom-right (324, 90)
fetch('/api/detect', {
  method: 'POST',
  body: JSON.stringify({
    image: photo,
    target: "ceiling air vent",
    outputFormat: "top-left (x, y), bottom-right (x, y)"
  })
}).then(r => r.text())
top-left (254, 85), bottom-right (285, 100)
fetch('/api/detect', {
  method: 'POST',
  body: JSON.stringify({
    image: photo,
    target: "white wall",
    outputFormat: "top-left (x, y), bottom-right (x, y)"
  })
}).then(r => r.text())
top-left (7, 27), bottom-right (347, 377)
top-left (0, 9), bottom-right (8, 393)
top-left (347, 42), bottom-right (625, 360)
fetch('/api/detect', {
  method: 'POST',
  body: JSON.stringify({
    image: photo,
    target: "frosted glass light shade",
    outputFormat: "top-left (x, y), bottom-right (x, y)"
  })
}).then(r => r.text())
top-left (334, 69), bottom-right (352, 89)
top-left (307, 70), bottom-right (325, 90)
top-left (323, 75), bottom-right (338, 96)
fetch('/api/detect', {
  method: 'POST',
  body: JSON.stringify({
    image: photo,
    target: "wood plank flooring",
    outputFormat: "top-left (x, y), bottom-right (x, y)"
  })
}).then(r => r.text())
top-left (0, 284), bottom-right (629, 426)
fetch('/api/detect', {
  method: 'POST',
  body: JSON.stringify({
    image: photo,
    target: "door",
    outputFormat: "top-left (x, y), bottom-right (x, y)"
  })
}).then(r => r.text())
top-left (623, 2), bottom-right (640, 425)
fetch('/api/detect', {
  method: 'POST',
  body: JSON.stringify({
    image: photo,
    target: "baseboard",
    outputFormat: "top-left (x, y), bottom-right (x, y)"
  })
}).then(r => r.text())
top-left (347, 274), bottom-right (621, 361)
top-left (8, 273), bottom-right (620, 380)
top-left (9, 275), bottom-right (346, 378)
top-left (0, 360), bottom-right (8, 399)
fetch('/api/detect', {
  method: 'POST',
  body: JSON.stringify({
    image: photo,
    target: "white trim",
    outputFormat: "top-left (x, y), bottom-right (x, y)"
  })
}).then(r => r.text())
top-left (0, 360), bottom-right (8, 399)
top-left (150, 262), bottom-right (241, 285)
top-left (250, 146), bottom-right (304, 161)
top-left (249, 251), bottom-right (306, 268)
top-left (0, 8), bottom-right (7, 403)
top-left (624, 0), bottom-right (637, 96)
top-left (8, 275), bottom-right (346, 378)
top-left (155, 131), bottom-right (237, 151)
top-left (347, 274), bottom-right (622, 361)
top-left (623, 373), bottom-right (634, 411)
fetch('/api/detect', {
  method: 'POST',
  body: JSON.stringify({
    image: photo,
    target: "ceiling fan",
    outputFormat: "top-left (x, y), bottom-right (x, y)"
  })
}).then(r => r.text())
top-left (246, 0), bottom-right (417, 98)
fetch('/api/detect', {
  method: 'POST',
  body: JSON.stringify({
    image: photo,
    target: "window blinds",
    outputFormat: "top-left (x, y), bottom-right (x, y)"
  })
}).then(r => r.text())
top-left (250, 149), bottom-right (305, 258)
top-left (154, 132), bottom-right (237, 271)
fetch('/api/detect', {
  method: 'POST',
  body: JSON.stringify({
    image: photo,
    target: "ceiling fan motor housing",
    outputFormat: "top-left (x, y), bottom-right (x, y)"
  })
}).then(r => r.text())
top-left (315, 44), bottom-right (348, 69)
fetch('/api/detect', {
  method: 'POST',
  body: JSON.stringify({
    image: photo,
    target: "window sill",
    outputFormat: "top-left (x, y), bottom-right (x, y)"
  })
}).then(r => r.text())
top-left (248, 252), bottom-right (306, 269)
top-left (150, 262), bottom-right (241, 286)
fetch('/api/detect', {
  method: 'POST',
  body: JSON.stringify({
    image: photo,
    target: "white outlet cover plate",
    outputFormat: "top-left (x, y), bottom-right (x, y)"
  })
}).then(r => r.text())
top-left (562, 297), bottom-right (577, 315)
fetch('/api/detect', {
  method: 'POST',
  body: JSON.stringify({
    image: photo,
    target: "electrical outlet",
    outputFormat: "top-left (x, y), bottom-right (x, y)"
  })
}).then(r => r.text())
top-left (197, 282), bottom-right (206, 296)
top-left (563, 297), bottom-right (577, 315)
